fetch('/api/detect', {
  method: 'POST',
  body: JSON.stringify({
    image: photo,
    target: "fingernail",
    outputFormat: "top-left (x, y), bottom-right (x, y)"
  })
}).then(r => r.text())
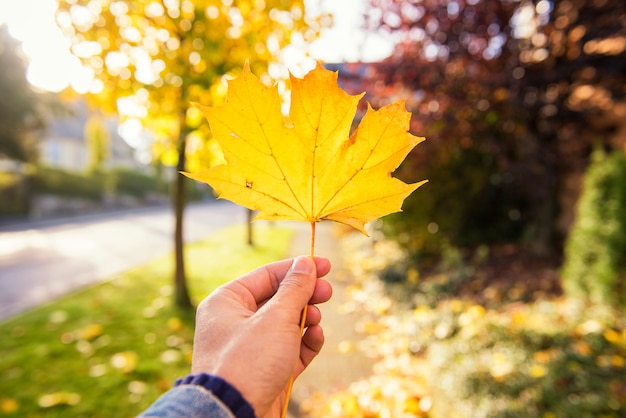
top-left (290, 256), bottom-right (314, 275)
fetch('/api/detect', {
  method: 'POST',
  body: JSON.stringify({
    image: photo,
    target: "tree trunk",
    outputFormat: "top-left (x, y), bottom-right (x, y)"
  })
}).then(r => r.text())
top-left (524, 128), bottom-right (561, 257)
top-left (173, 133), bottom-right (193, 309)
top-left (246, 208), bottom-right (254, 246)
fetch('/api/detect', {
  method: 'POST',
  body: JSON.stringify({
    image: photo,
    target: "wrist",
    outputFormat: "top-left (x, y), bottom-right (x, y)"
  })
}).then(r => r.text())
top-left (175, 373), bottom-right (256, 418)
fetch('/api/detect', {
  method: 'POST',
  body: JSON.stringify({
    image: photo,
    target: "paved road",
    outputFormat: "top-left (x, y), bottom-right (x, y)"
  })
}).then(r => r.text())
top-left (0, 201), bottom-right (244, 320)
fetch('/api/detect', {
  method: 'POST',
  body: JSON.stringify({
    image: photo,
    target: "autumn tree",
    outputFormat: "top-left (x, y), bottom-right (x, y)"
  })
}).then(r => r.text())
top-left (55, 0), bottom-right (324, 308)
top-left (84, 114), bottom-right (110, 173)
top-left (361, 0), bottom-right (626, 260)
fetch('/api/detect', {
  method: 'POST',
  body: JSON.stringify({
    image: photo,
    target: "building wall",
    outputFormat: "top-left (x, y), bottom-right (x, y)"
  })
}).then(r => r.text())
top-left (38, 100), bottom-right (142, 172)
top-left (40, 135), bottom-right (88, 171)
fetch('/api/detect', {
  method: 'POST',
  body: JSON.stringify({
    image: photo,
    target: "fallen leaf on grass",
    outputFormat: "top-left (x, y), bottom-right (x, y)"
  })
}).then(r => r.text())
top-left (160, 349), bottom-right (182, 364)
top-left (88, 363), bottom-right (107, 377)
top-left (1, 398), bottom-right (19, 413)
top-left (167, 317), bottom-right (184, 331)
top-left (128, 380), bottom-right (147, 395)
top-left (110, 351), bottom-right (138, 373)
top-left (48, 310), bottom-right (69, 324)
top-left (76, 323), bottom-right (103, 340)
top-left (38, 392), bottom-right (81, 408)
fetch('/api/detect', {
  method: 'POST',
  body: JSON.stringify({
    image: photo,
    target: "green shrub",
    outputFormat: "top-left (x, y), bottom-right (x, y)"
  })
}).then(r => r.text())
top-left (0, 170), bottom-right (28, 216)
top-left (384, 146), bottom-right (527, 266)
top-left (31, 166), bottom-right (105, 200)
top-left (29, 166), bottom-right (173, 202)
top-left (561, 149), bottom-right (626, 308)
top-left (110, 168), bottom-right (160, 198)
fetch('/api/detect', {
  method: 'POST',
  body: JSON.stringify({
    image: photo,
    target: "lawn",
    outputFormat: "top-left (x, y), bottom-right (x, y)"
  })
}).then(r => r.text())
top-left (0, 223), bottom-right (294, 417)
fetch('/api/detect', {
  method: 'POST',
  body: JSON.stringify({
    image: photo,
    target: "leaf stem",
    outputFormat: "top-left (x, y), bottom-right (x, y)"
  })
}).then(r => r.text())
top-left (310, 221), bottom-right (316, 258)
top-left (280, 222), bottom-right (316, 418)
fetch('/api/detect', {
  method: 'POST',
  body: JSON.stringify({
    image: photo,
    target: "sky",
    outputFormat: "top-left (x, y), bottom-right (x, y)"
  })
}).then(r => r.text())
top-left (306, 0), bottom-right (394, 63)
top-left (0, 0), bottom-right (393, 93)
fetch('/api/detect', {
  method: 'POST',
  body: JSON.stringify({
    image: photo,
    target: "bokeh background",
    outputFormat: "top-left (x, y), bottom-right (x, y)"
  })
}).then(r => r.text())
top-left (1, 0), bottom-right (625, 417)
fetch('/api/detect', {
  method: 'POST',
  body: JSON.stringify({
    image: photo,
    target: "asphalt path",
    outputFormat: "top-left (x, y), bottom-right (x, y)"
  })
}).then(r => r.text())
top-left (0, 200), bottom-right (244, 320)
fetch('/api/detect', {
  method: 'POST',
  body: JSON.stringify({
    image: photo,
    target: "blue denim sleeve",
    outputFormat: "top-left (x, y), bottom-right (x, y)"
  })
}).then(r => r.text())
top-left (172, 373), bottom-right (255, 418)
top-left (138, 385), bottom-right (235, 418)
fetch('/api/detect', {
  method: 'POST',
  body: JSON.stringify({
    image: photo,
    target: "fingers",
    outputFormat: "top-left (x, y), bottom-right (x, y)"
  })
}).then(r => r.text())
top-left (228, 258), bottom-right (294, 306)
top-left (312, 257), bottom-right (331, 278)
top-left (267, 256), bottom-right (317, 315)
top-left (305, 304), bottom-right (321, 326)
top-left (296, 325), bottom-right (325, 376)
top-left (226, 256), bottom-right (331, 308)
top-left (310, 279), bottom-right (333, 305)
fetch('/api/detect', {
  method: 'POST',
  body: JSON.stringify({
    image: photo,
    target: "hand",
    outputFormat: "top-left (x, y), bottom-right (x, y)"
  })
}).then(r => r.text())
top-left (191, 256), bottom-right (333, 417)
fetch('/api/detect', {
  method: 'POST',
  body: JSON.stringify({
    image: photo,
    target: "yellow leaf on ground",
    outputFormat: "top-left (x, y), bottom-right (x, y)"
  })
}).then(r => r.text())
top-left (38, 392), bottom-right (81, 408)
top-left (338, 340), bottom-right (355, 354)
top-left (184, 63), bottom-right (426, 234)
top-left (76, 323), bottom-right (103, 340)
top-left (1, 398), bottom-right (18, 413)
top-left (110, 351), bottom-right (138, 374)
top-left (167, 317), bottom-right (184, 331)
top-left (530, 364), bottom-right (548, 378)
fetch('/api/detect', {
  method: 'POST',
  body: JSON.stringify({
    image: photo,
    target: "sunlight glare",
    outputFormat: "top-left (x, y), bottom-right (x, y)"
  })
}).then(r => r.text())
top-left (0, 0), bottom-right (93, 92)
top-left (304, 0), bottom-right (394, 63)
top-left (0, 0), bottom-right (394, 94)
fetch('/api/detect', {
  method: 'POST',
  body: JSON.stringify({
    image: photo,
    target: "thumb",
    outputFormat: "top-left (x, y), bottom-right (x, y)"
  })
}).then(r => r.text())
top-left (264, 256), bottom-right (316, 318)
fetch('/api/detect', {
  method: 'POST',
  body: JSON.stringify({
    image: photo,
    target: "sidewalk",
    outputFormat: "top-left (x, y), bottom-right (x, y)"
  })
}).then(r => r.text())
top-left (285, 221), bottom-right (373, 417)
top-left (0, 201), bottom-right (239, 320)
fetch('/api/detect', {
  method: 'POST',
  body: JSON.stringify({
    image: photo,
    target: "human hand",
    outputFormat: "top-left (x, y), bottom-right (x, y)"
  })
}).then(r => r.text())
top-left (191, 256), bottom-right (332, 417)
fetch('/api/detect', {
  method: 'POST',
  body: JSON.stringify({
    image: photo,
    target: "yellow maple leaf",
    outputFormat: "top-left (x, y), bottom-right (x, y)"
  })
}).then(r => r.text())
top-left (183, 63), bottom-right (426, 235)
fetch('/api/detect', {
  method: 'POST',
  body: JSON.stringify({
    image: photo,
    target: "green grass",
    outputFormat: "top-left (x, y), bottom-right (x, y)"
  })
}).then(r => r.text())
top-left (0, 223), bottom-right (293, 417)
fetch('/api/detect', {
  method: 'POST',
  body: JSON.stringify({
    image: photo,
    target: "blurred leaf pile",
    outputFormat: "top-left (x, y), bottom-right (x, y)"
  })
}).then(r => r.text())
top-left (428, 300), bottom-right (626, 417)
top-left (304, 231), bottom-right (626, 418)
